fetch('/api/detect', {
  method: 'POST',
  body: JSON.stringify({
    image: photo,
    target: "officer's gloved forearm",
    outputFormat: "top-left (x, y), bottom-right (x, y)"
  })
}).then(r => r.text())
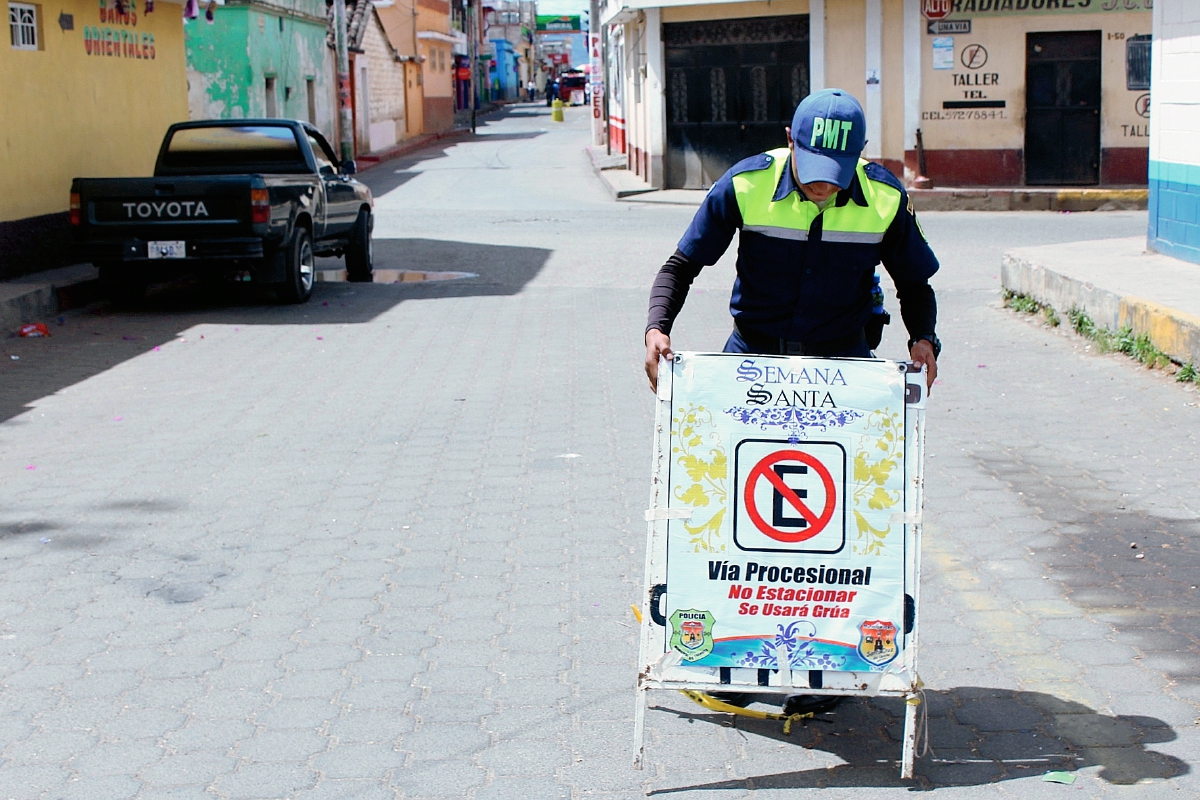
top-left (893, 279), bottom-right (937, 342)
top-left (647, 249), bottom-right (704, 336)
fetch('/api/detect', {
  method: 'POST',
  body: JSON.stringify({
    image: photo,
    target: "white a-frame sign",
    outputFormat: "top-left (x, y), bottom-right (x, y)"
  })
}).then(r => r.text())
top-left (636, 352), bottom-right (928, 779)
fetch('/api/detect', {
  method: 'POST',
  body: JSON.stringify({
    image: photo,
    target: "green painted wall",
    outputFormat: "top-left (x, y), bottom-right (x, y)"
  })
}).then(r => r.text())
top-left (185, 2), bottom-right (336, 140)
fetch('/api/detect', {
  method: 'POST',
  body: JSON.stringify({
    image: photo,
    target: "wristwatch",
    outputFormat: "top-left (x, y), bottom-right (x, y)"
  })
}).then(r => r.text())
top-left (907, 334), bottom-right (942, 358)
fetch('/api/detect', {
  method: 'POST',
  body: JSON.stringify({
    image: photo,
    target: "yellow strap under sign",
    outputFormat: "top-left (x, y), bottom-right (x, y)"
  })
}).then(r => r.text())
top-left (680, 690), bottom-right (814, 735)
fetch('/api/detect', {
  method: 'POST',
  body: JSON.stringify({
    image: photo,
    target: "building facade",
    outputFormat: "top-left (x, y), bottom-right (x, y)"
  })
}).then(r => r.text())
top-left (2, 0), bottom-right (189, 278)
top-left (416, 0), bottom-right (459, 132)
top-left (375, 0), bottom-right (459, 136)
top-left (1147, 0), bottom-right (1198, 264)
top-left (341, 0), bottom-right (411, 155)
top-left (600, 0), bottom-right (1152, 190)
top-left (484, 0), bottom-right (535, 101)
top-left (185, 0), bottom-right (336, 138)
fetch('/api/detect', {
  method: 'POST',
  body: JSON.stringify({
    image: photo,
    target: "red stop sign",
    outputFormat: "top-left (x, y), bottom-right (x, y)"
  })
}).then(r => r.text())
top-left (922, 0), bottom-right (951, 19)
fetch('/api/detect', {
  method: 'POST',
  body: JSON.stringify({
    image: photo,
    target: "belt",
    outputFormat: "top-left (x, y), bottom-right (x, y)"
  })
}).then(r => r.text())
top-left (734, 321), bottom-right (867, 357)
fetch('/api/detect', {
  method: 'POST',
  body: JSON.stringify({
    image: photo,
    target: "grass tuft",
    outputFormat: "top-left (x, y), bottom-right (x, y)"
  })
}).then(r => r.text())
top-left (1005, 291), bottom-right (1198, 384)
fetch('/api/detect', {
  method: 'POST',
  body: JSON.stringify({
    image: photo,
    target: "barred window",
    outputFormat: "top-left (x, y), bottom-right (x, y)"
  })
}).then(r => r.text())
top-left (710, 67), bottom-right (726, 123)
top-left (9, 2), bottom-right (37, 50)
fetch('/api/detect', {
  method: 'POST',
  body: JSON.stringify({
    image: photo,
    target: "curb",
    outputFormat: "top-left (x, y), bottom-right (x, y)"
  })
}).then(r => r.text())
top-left (1, 264), bottom-right (99, 334)
top-left (912, 187), bottom-right (1147, 212)
top-left (584, 146), bottom-right (656, 200)
top-left (356, 127), bottom-right (474, 169)
top-left (1001, 247), bottom-right (1200, 366)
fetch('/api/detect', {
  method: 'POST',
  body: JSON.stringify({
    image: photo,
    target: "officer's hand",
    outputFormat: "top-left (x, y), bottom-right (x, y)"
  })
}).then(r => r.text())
top-left (909, 339), bottom-right (938, 394)
top-left (645, 329), bottom-right (674, 394)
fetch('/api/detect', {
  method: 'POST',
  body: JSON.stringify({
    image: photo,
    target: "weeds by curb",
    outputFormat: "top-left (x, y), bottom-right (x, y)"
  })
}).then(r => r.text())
top-left (1002, 289), bottom-right (1200, 387)
top-left (1002, 289), bottom-right (1060, 327)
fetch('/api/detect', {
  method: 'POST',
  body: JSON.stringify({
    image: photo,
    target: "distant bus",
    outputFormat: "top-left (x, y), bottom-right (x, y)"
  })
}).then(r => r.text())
top-left (558, 72), bottom-right (588, 105)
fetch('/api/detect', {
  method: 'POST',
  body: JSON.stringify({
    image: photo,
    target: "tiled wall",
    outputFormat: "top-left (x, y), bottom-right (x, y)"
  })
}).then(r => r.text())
top-left (1149, 161), bottom-right (1200, 263)
top-left (1148, 0), bottom-right (1200, 264)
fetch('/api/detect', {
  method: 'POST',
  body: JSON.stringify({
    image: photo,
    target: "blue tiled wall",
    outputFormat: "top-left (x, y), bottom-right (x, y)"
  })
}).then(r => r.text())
top-left (1149, 160), bottom-right (1200, 264)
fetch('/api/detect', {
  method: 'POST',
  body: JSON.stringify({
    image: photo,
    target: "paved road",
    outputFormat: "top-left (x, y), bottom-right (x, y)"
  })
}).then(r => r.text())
top-left (2, 104), bottom-right (1198, 799)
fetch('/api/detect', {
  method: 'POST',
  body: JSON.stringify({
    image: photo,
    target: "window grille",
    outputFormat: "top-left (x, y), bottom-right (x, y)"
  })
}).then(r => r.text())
top-left (670, 69), bottom-right (687, 123)
top-left (710, 67), bottom-right (726, 122)
top-left (1126, 34), bottom-right (1151, 92)
top-left (9, 2), bottom-right (37, 50)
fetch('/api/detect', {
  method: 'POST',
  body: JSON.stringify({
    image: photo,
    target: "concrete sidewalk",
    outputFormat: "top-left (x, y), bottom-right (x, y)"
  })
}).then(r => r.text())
top-left (0, 263), bottom-right (97, 334)
top-left (586, 147), bottom-right (1148, 211)
top-left (1002, 236), bottom-right (1200, 366)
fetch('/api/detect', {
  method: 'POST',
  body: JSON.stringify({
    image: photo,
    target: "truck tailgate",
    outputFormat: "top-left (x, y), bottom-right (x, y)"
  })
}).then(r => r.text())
top-left (76, 175), bottom-right (256, 240)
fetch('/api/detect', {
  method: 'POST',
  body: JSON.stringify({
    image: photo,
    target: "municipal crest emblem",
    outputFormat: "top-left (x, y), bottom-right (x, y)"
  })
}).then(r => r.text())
top-left (669, 609), bottom-right (715, 662)
top-left (857, 619), bottom-right (899, 666)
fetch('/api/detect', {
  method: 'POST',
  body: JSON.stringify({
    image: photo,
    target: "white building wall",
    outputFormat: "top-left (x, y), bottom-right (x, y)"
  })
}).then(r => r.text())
top-left (1148, 0), bottom-right (1200, 262)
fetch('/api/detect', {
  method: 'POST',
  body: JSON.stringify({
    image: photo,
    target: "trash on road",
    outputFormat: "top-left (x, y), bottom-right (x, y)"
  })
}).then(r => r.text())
top-left (1042, 771), bottom-right (1077, 784)
top-left (18, 323), bottom-right (50, 337)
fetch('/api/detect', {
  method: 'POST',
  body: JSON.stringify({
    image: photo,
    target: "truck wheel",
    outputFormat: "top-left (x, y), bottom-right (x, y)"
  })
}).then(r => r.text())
top-left (98, 262), bottom-right (146, 306)
top-left (279, 228), bottom-right (315, 304)
top-left (345, 209), bottom-right (373, 282)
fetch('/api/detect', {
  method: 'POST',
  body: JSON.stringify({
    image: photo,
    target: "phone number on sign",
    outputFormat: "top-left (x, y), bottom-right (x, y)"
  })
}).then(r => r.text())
top-left (922, 110), bottom-right (1007, 121)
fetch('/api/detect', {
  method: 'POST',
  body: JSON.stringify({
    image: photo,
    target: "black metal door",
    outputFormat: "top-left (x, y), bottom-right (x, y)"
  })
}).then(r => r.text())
top-left (664, 15), bottom-right (809, 190)
top-left (1025, 31), bottom-right (1102, 186)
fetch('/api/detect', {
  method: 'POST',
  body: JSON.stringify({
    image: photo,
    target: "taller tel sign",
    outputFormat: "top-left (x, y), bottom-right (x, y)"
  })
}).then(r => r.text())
top-left (921, 0), bottom-right (951, 20)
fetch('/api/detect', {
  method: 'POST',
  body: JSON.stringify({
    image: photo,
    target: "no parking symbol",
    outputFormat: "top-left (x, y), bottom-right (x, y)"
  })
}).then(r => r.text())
top-left (733, 439), bottom-right (846, 554)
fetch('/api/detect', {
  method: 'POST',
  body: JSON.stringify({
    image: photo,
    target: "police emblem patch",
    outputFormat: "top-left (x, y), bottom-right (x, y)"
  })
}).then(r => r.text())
top-left (857, 619), bottom-right (899, 666)
top-left (669, 609), bottom-right (715, 662)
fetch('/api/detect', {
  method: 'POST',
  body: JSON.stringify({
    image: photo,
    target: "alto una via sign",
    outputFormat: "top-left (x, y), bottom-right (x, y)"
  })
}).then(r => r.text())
top-left (922, 0), bottom-right (951, 19)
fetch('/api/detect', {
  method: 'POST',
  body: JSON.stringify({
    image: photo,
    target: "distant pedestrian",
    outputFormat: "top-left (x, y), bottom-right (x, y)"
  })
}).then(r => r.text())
top-left (527, 80), bottom-right (536, 102)
top-left (546, 80), bottom-right (557, 106)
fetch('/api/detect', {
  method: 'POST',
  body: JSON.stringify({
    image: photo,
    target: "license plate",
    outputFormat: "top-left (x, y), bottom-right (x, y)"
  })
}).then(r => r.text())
top-left (148, 240), bottom-right (186, 259)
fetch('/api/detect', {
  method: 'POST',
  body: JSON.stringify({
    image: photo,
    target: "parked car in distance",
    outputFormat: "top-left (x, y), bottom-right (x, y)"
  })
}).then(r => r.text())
top-left (71, 119), bottom-right (374, 303)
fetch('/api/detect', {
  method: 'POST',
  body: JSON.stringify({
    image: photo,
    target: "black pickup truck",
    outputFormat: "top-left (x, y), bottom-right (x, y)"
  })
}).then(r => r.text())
top-left (71, 119), bottom-right (374, 303)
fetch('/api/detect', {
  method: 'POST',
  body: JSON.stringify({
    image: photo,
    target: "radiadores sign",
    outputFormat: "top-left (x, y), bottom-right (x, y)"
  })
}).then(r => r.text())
top-left (657, 354), bottom-right (915, 673)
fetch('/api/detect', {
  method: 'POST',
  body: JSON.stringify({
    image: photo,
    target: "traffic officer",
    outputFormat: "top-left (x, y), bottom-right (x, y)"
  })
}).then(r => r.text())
top-left (642, 88), bottom-right (940, 717)
top-left (644, 88), bottom-right (941, 394)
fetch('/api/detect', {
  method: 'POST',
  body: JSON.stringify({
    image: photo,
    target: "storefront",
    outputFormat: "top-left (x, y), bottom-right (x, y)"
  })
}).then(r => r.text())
top-left (920, 2), bottom-right (1152, 186)
top-left (1, 0), bottom-right (188, 277)
top-left (599, 0), bottom-right (1152, 191)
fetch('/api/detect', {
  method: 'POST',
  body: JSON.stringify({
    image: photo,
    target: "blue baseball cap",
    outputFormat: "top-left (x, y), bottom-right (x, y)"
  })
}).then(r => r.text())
top-left (791, 89), bottom-right (867, 189)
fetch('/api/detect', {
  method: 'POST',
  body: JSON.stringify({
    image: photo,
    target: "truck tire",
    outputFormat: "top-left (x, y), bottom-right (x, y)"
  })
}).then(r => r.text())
top-left (98, 262), bottom-right (146, 306)
top-left (345, 209), bottom-right (373, 282)
top-left (279, 227), bottom-right (315, 304)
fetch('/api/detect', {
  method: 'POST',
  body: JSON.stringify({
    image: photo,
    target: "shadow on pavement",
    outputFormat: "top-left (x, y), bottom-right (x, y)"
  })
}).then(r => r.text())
top-left (356, 168), bottom-right (421, 198)
top-left (972, 446), bottom-right (1200, 690)
top-left (649, 687), bottom-right (1186, 791)
top-left (0, 238), bottom-right (550, 423)
top-left (469, 131), bottom-right (548, 142)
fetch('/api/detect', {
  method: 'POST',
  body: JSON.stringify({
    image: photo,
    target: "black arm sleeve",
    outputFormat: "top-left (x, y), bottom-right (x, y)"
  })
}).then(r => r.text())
top-left (894, 279), bottom-right (937, 341)
top-left (646, 249), bottom-right (704, 336)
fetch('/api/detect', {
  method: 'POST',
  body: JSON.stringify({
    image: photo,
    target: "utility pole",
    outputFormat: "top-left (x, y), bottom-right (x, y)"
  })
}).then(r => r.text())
top-left (469, 0), bottom-right (479, 131)
top-left (333, 0), bottom-right (354, 162)
top-left (588, 0), bottom-right (605, 148)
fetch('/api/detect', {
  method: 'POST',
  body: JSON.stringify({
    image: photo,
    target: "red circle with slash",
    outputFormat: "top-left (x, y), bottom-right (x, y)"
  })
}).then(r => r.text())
top-left (743, 450), bottom-right (837, 542)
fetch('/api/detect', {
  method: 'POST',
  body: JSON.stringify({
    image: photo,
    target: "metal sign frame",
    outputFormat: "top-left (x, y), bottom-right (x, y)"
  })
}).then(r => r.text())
top-left (634, 352), bottom-right (927, 779)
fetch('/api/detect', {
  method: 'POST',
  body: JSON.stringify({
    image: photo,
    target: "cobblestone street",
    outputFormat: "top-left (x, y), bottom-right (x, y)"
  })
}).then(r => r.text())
top-left (2, 105), bottom-right (1198, 798)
